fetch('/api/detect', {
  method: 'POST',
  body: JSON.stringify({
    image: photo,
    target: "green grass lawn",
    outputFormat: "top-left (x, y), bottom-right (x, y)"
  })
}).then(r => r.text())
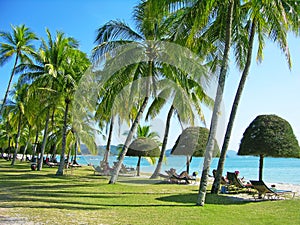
top-left (0, 159), bottom-right (299, 225)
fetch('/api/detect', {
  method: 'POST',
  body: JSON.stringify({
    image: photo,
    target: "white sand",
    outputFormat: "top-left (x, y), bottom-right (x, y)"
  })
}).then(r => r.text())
top-left (267, 182), bottom-right (300, 197)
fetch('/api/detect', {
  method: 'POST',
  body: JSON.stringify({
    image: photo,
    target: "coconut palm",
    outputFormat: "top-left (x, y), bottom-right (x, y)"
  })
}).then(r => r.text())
top-left (147, 67), bottom-right (213, 178)
top-left (5, 82), bottom-right (31, 165)
top-left (92, 0), bottom-right (173, 184)
top-left (165, 0), bottom-right (237, 206)
top-left (55, 48), bottom-right (91, 175)
top-left (0, 109), bottom-right (15, 158)
top-left (211, 0), bottom-right (300, 194)
top-left (0, 24), bottom-right (37, 116)
top-left (93, 0), bottom-right (209, 184)
top-left (17, 29), bottom-right (78, 171)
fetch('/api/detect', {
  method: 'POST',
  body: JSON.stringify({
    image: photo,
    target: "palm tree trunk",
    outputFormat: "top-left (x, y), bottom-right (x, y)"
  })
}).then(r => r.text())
top-left (66, 147), bottom-right (71, 169)
top-left (211, 20), bottom-right (256, 194)
top-left (21, 127), bottom-right (31, 161)
top-left (37, 110), bottom-right (50, 170)
top-left (8, 137), bottom-right (11, 160)
top-left (56, 100), bottom-right (70, 176)
top-left (109, 60), bottom-right (153, 184)
top-left (11, 112), bottom-right (22, 166)
top-left (51, 144), bottom-right (57, 161)
top-left (74, 139), bottom-right (78, 163)
top-left (103, 116), bottom-right (114, 163)
top-left (186, 155), bottom-right (191, 174)
top-left (0, 54), bottom-right (19, 116)
top-left (150, 105), bottom-right (174, 179)
top-left (109, 96), bottom-right (149, 183)
top-left (32, 129), bottom-right (39, 161)
top-left (197, 0), bottom-right (234, 206)
top-left (259, 154), bottom-right (264, 181)
top-left (137, 156), bottom-right (141, 176)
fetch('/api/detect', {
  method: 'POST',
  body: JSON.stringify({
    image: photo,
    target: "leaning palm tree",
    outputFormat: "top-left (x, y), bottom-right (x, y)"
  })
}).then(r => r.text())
top-left (0, 24), bottom-right (37, 116)
top-left (211, 0), bottom-right (300, 194)
top-left (163, 0), bottom-right (238, 206)
top-left (93, 0), bottom-right (208, 184)
top-left (92, 0), bottom-right (171, 184)
top-left (147, 67), bottom-right (213, 179)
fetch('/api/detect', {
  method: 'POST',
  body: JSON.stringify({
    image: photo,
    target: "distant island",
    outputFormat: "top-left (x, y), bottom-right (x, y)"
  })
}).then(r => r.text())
top-left (226, 150), bottom-right (238, 158)
top-left (80, 144), bottom-right (238, 158)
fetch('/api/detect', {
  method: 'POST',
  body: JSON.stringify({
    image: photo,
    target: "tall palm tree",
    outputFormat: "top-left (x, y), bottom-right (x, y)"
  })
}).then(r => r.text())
top-left (147, 67), bottom-right (213, 179)
top-left (211, 0), bottom-right (300, 194)
top-left (162, 0), bottom-right (237, 206)
top-left (196, 0), bottom-right (235, 206)
top-left (0, 24), bottom-right (37, 116)
top-left (56, 48), bottom-right (91, 175)
top-left (6, 82), bottom-right (30, 165)
top-left (93, 0), bottom-right (209, 184)
top-left (17, 29), bottom-right (88, 173)
top-left (92, 0), bottom-right (171, 184)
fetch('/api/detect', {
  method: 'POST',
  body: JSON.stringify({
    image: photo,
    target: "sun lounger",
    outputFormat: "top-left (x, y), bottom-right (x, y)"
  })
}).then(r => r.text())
top-left (92, 165), bottom-right (112, 176)
top-left (45, 161), bottom-right (58, 167)
top-left (112, 162), bottom-right (136, 176)
top-left (164, 168), bottom-right (196, 184)
top-left (226, 172), bottom-right (253, 193)
top-left (250, 180), bottom-right (295, 200)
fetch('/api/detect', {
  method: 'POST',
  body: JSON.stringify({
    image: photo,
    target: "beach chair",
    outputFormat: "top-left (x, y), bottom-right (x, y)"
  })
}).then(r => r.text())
top-left (226, 172), bottom-right (253, 193)
top-left (165, 168), bottom-right (196, 184)
top-left (92, 165), bottom-right (112, 176)
top-left (250, 180), bottom-right (295, 200)
top-left (44, 158), bottom-right (58, 167)
top-left (112, 162), bottom-right (136, 176)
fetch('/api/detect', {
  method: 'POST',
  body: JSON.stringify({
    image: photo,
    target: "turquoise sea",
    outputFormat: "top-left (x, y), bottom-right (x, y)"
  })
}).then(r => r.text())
top-left (76, 155), bottom-right (300, 185)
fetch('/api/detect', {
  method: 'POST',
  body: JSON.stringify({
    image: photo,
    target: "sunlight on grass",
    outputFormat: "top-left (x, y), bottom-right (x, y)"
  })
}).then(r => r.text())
top-left (0, 160), bottom-right (299, 225)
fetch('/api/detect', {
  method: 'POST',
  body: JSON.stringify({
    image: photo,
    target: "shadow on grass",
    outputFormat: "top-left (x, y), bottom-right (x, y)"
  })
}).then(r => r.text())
top-left (157, 193), bottom-right (251, 205)
top-left (117, 178), bottom-right (166, 185)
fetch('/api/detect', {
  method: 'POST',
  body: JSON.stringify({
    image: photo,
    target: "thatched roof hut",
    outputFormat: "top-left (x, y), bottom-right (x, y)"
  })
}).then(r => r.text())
top-left (171, 127), bottom-right (220, 173)
top-left (127, 137), bottom-right (160, 176)
top-left (171, 127), bottom-right (220, 157)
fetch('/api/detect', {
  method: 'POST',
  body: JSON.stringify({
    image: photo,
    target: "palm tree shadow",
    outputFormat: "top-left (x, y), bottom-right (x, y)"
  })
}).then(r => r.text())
top-left (156, 193), bottom-right (251, 205)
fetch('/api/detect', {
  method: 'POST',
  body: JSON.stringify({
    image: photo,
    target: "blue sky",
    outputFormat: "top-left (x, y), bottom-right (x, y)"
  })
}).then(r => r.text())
top-left (1, 0), bottom-right (300, 151)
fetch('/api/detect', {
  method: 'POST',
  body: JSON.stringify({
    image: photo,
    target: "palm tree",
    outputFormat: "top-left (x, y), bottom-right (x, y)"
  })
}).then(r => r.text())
top-left (56, 48), bottom-right (91, 175)
top-left (93, 0), bottom-right (209, 184)
top-left (17, 29), bottom-right (88, 173)
top-left (5, 82), bottom-right (30, 165)
top-left (211, 0), bottom-right (300, 194)
top-left (0, 24), bottom-right (37, 116)
top-left (163, 0), bottom-right (236, 206)
top-left (92, 0), bottom-right (171, 184)
top-left (147, 68), bottom-right (213, 179)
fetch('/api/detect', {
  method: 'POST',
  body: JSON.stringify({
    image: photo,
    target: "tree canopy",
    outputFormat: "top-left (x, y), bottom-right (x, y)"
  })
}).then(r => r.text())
top-left (238, 114), bottom-right (300, 158)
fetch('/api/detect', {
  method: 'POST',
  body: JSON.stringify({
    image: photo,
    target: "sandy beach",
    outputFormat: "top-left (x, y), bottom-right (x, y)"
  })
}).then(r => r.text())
top-left (266, 182), bottom-right (300, 197)
top-left (219, 181), bottom-right (300, 201)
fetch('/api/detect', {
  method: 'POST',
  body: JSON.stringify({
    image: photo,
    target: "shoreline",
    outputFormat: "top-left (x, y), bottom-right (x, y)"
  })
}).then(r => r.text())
top-left (139, 172), bottom-right (300, 198)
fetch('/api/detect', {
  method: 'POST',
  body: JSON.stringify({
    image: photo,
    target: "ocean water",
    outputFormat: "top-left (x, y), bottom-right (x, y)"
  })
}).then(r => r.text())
top-left (76, 155), bottom-right (300, 185)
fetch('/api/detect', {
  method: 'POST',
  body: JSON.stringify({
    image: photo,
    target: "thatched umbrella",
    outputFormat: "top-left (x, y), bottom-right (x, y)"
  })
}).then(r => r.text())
top-left (238, 114), bottom-right (300, 181)
top-left (127, 137), bottom-right (160, 176)
top-left (171, 127), bottom-right (220, 173)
